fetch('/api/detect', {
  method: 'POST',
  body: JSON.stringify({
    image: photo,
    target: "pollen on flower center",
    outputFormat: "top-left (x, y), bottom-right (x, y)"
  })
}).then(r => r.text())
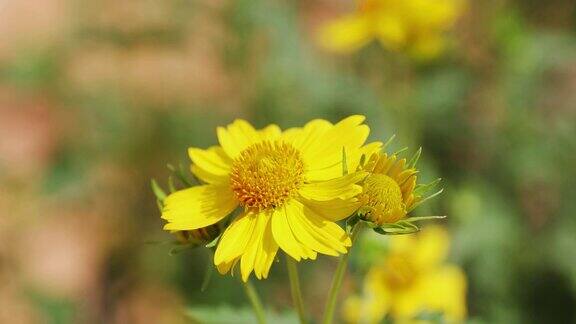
top-left (360, 174), bottom-right (406, 224)
top-left (230, 141), bottom-right (305, 210)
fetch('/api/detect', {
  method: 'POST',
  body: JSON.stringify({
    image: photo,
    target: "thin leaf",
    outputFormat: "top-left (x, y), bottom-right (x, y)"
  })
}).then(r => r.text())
top-left (393, 147), bottom-right (408, 156)
top-left (415, 178), bottom-right (442, 195)
top-left (168, 175), bottom-right (177, 193)
top-left (383, 134), bottom-right (396, 149)
top-left (407, 147), bottom-right (422, 168)
top-left (151, 179), bottom-right (167, 201)
top-left (177, 163), bottom-right (194, 187)
top-left (405, 215), bottom-right (446, 223)
top-left (409, 188), bottom-right (444, 212)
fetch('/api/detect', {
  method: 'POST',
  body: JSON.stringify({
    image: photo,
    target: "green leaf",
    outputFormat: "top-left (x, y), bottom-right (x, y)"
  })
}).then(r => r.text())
top-left (168, 175), bottom-right (177, 193)
top-left (393, 147), bottom-right (408, 156)
top-left (383, 134), bottom-right (396, 149)
top-left (405, 215), bottom-right (446, 223)
top-left (151, 179), bottom-right (167, 202)
top-left (409, 188), bottom-right (444, 212)
top-left (407, 147), bottom-right (422, 168)
top-left (205, 234), bottom-right (221, 248)
top-left (186, 306), bottom-right (298, 324)
top-left (414, 178), bottom-right (442, 195)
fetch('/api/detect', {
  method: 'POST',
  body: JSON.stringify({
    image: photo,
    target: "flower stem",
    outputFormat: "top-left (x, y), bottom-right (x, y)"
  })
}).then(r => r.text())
top-left (286, 255), bottom-right (307, 324)
top-left (243, 280), bottom-right (267, 324)
top-left (321, 222), bottom-right (364, 324)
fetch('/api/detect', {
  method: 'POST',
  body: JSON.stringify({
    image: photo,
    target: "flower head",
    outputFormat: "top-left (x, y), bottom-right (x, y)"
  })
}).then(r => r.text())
top-left (161, 116), bottom-right (380, 281)
top-left (357, 151), bottom-right (419, 225)
top-left (344, 226), bottom-right (467, 323)
top-left (319, 0), bottom-right (465, 60)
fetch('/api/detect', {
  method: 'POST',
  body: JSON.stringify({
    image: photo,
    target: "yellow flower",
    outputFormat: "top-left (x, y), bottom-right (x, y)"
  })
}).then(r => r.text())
top-left (357, 150), bottom-right (420, 225)
top-left (344, 226), bottom-right (467, 323)
top-left (161, 116), bottom-right (381, 281)
top-left (318, 0), bottom-right (465, 60)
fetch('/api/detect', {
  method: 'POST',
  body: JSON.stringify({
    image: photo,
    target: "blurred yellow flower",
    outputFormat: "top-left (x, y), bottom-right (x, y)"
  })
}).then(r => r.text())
top-left (318, 0), bottom-right (465, 60)
top-left (161, 116), bottom-right (380, 281)
top-left (357, 151), bottom-right (420, 225)
top-left (344, 226), bottom-right (467, 323)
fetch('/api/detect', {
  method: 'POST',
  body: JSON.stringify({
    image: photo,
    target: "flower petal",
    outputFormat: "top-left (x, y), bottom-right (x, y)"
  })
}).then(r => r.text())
top-left (299, 172), bottom-right (366, 201)
top-left (217, 119), bottom-right (261, 159)
top-left (286, 199), bottom-right (351, 256)
top-left (318, 15), bottom-right (374, 53)
top-left (293, 116), bottom-right (372, 181)
top-left (299, 196), bottom-right (361, 222)
top-left (271, 203), bottom-right (317, 261)
top-left (188, 146), bottom-right (232, 184)
top-left (162, 184), bottom-right (237, 231)
top-left (214, 211), bottom-right (259, 265)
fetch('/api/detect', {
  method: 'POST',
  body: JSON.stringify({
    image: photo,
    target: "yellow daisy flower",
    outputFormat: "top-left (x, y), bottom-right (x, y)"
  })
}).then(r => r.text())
top-left (357, 150), bottom-right (421, 225)
top-left (319, 0), bottom-right (465, 60)
top-left (161, 116), bottom-right (381, 281)
top-left (344, 226), bottom-right (467, 323)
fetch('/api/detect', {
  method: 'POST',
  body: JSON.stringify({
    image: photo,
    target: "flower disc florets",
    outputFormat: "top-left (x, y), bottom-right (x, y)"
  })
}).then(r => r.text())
top-left (230, 140), bottom-right (305, 210)
top-left (361, 174), bottom-right (406, 224)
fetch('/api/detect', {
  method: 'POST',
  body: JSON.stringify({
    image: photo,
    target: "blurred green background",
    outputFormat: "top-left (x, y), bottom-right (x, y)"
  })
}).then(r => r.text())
top-left (1, 0), bottom-right (575, 323)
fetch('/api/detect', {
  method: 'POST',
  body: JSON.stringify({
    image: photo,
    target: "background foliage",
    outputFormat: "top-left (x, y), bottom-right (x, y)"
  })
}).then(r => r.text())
top-left (1, 0), bottom-right (575, 323)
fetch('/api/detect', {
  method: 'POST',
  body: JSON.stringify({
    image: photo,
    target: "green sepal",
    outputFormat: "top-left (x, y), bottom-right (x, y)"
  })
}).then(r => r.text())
top-left (414, 178), bottom-right (442, 195)
top-left (382, 134), bottom-right (396, 149)
top-left (205, 233), bottom-right (221, 248)
top-left (408, 188), bottom-right (444, 212)
top-left (151, 178), bottom-right (167, 202)
top-left (404, 215), bottom-right (446, 222)
top-left (407, 147), bottom-right (422, 168)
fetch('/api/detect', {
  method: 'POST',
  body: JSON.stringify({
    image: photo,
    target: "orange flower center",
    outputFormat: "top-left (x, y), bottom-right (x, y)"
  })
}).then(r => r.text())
top-left (230, 141), bottom-right (304, 210)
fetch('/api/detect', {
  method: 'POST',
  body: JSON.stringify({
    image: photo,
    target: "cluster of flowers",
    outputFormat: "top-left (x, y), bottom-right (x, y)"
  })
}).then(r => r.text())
top-left (153, 116), bottom-right (442, 282)
top-left (319, 0), bottom-right (465, 60)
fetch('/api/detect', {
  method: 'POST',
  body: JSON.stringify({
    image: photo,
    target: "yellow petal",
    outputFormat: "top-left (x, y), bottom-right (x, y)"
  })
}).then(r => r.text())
top-left (318, 15), bottom-right (373, 54)
top-left (217, 119), bottom-right (261, 159)
top-left (289, 116), bottom-right (371, 181)
top-left (214, 211), bottom-right (259, 265)
top-left (288, 199), bottom-right (351, 255)
top-left (392, 265), bottom-right (467, 322)
top-left (271, 202), bottom-right (317, 261)
top-left (260, 124), bottom-right (282, 139)
top-left (240, 212), bottom-right (271, 282)
top-left (299, 172), bottom-right (366, 201)
top-left (162, 184), bottom-right (237, 231)
top-left (412, 225), bottom-right (450, 269)
top-left (298, 116), bottom-right (370, 177)
top-left (299, 196), bottom-right (361, 222)
top-left (188, 146), bottom-right (232, 184)
top-left (374, 14), bottom-right (407, 50)
top-left (252, 214), bottom-right (278, 279)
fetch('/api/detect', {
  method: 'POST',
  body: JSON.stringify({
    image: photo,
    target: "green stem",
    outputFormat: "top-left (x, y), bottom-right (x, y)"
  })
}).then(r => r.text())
top-left (243, 280), bottom-right (267, 324)
top-left (286, 255), bottom-right (307, 324)
top-left (321, 223), bottom-right (364, 324)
